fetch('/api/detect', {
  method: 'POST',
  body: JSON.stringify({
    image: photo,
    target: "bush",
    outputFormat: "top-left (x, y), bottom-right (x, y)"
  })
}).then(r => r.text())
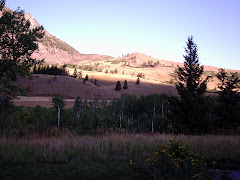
top-left (132, 138), bottom-right (214, 179)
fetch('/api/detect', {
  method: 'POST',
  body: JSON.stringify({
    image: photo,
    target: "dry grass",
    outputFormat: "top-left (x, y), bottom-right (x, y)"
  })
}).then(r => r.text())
top-left (0, 133), bottom-right (239, 164)
top-left (13, 74), bottom-right (178, 107)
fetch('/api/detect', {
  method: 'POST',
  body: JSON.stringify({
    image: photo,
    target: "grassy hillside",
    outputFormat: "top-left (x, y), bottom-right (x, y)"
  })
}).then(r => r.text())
top-left (15, 74), bottom-right (178, 100)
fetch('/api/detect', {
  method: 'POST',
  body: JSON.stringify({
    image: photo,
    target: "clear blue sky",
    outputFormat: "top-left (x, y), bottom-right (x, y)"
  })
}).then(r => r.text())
top-left (6, 0), bottom-right (240, 70)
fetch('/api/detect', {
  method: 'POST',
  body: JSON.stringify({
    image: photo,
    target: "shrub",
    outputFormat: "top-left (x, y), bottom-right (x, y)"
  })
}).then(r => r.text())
top-left (132, 138), bottom-right (214, 179)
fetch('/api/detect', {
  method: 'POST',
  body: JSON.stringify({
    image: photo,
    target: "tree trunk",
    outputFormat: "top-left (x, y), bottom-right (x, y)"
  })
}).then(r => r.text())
top-left (58, 106), bottom-right (61, 128)
top-left (152, 120), bottom-right (154, 133)
top-left (162, 100), bottom-right (164, 118)
top-left (113, 103), bottom-right (115, 115)
top-left (119, 113), bottom-right (122, 129)
top-left (77, 110), bottom-right (81, 121)
top-left (152, 103), bottom-right (156, 133)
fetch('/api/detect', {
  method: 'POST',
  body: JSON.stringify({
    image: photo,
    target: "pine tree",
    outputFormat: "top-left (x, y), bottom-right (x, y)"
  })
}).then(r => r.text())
top-left (123, 80), bottom-right (128, 89)
top-left (115, 81), bottom-right (121, 91)
top-left (215, 68), bottom-right (240, 130)
top-left (136, 78), bottom-right (140, 85)
top-left (168, 36), bottom-right (210, 134)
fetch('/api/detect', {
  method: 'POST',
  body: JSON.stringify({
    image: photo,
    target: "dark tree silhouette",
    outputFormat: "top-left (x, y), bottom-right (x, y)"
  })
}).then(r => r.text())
top-left (123, 80), bottom-right (128, 89)
top-left (215, 68), bottom-right (240, 130)
top-left (0, 6), bottom-right (44, 96)
top-left (85, 74), bottom-right (89, 81)
top-left (136, 78), bottom-right (140, 85)
top-left (115, 81), bottom-right (121, 91)
top-left (168, 36), bottom-right (210, 134)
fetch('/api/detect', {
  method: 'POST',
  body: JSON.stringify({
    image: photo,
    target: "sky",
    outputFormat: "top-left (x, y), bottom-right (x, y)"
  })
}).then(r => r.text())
top-left (6, 0), bottom-right (240, 70)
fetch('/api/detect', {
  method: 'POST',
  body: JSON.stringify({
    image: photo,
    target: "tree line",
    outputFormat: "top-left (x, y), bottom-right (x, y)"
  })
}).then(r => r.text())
top-left (31, 64), bottom-right (69, 76)
top-left (0, 86), bottom-right (239, 136)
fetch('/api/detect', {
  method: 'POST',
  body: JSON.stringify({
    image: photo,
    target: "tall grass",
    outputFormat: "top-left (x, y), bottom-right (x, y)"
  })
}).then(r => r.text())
top-left (0, 133), bottom-right (239, 165)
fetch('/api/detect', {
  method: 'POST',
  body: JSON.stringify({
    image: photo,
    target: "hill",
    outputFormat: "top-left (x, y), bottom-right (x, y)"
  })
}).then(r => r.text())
top-left (15, 74), bottom-right (178, 100)
top-left (1, 7), bottom-right (113, 65)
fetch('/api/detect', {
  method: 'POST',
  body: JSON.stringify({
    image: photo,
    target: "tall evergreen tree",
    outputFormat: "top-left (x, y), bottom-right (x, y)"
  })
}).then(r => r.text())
top-left (168, 36), bottom-right (210, 134)
top-left (215, 68), bottom-right (240, 130)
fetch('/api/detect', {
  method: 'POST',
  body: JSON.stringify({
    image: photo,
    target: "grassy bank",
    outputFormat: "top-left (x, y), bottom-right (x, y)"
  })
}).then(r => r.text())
top-left (0, 133), bottom-right (240, 179)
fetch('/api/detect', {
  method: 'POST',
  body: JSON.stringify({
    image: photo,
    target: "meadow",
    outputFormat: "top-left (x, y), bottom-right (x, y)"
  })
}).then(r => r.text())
top-left (0, 132), bottom-right (239, 179)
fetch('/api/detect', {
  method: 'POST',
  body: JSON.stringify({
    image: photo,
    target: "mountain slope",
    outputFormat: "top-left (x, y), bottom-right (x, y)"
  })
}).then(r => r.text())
top-left (23, 12), bottom-right (114, 64)
top-left (1, 7), bottom-right (113, 64)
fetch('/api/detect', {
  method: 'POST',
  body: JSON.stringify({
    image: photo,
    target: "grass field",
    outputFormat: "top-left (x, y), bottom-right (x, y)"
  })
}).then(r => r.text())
top-left (0, 133), bottom-right (239, 179)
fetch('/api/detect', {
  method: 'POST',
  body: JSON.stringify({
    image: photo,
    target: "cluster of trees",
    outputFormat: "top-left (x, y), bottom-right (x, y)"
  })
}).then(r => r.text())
top-left (115, 78), bottom-right (140, 91)
top-left (142, 60), bottom-right (160, 67)
top-left (104, 68), bottom-right (118, 74)
top-left (1, 88), bottom-right (238, 136)
top-left (0, 93), bottom-right (170, 135)
top-left (168, 36), bottom-right (240, 134)
top-left (32, 64), bottom-right (69, 76)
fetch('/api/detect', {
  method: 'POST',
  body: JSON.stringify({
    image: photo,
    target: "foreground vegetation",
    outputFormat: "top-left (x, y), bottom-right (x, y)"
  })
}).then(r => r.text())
top-left (0, 133), bottom-right (239, 179)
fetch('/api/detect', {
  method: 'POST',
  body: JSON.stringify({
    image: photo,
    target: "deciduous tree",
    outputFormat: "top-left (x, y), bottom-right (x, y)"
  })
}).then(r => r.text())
top-left (52, 94), bottom-right (64, 128)
top-left (0, 5), bottom-right (44, 96)
top-left (73, 96), bottom-right (82, 121)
